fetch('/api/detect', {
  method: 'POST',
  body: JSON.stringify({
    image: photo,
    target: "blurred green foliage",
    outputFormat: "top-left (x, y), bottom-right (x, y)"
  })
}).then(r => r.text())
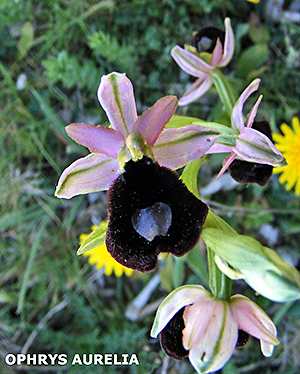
top-left (1, 0), bottom-right (300, 373)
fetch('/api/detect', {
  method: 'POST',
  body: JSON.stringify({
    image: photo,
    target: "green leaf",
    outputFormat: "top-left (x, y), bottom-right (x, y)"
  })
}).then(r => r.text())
top-left (201, 227), bottom-right (269, 271)
top-left (173, 257), bottom-right (185, 289)
top-left (204, 210), bottom-right (236, 234)
top-left (166, 114), bottom-right (200, 129)
top-left (180, 158), bottom-right (204, 198)
top-left (262, 246), bottom-right (300, 288)
top-left (186, 246), bottom-right (208, 286)
top-left (167, 115), bottom-right (235, 135)
top-left (236, 44), bottom-right (269, 80)
top-left (159, 255), bottom-right (175, 292)
top-left (18, 216), bottom-right (51, 314)
top-left (30, 87), bottom-right (73, 143)
top-left (77, 223), bottom-right (108, 255)
top-left (17, 21), bottom-right (34, 60)
top-left (201, 227), bottom-right (300, 301)
top-left (249, 24), bottom-right (270, 45)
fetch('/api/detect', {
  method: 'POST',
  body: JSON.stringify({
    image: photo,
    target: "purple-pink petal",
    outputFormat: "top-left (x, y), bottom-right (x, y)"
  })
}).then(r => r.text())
top-left (234, 127), bottom-right (284, 166)
top-left (66, 123), bottom-right (124, 158)
top-left (245, 95), bottom-right (263, 128)
top-left (230, 295), bottom-right (279, 351)
top-left (55, 153), bottom-right (119, 199)
top-left (150, 286), bottom-right (210, 338)
top-left (182, 298), bottom-right (216, 350)
top-left (231, 79), bottom-right (261, 131)
top-left (218, 18), bottom-right (235, 67)
top-left (133, 96), bottom-right (178, 146)
top-left (178, 75), bottom-right (213, 106)
top-left (153, 125), bottom-right (219, 169)
top-left (206, 143), bottom-right (233, 154)
top-left (171, 46), bottom-right (213, 77)
top-left (210, 39), bottom-right (223, 67)
top-left (186, 300), bottom-right (238, 373)
top-left (216, 152), bottom-right (237, 179)
top-left (97, 72), bottom-right (138, 137)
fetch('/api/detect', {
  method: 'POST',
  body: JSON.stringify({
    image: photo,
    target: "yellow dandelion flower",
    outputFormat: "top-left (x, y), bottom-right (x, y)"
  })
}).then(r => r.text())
top-left (80, 224), bottom-right (133, 277)
top-left (247, 0), bottom-right (259, 3)
top-left (273, 117), bottom-right (300, 194)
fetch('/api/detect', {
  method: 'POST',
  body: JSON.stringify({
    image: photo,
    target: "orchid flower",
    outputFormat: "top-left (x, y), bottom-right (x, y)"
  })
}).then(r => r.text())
top-left (206, 78), bottom-right (285, 179)
top-left (226, 120), bottom-right (274, 185)
top-left (171, 18), bottom-right (234, 105)
top-left (151, 285), bottom-right (279, 374)
top-left (55, 72), bottom-right (219, 272)
top-left (55, 72), bottom-right (219, 199)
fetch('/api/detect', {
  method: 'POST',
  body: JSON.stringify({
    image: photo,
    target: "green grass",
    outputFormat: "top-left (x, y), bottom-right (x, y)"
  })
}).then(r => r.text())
top-left (1, 0), bottom-right (300, 373)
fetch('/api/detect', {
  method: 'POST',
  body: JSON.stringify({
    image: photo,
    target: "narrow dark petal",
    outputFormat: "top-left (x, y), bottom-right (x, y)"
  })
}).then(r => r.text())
top-left (106, 157), bottom-right (208, 272)
top-left (192, 26), bottom-right (225, 53)
top-left (228, 120), bottom-right (274, 186)
top-left (159, 308), bottom-right (189, 360)
top-left (236, 329), bottom-right (250, 348)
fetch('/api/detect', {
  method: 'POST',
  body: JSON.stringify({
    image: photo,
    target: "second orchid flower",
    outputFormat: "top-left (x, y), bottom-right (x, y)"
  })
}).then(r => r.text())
top-left (171, 18), bottom-right (234, 106)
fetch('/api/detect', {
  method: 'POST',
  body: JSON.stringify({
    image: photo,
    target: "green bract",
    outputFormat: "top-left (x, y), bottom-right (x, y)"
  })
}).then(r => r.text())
top-left (77, 223), bottom-right (108, 255)
top-left (201, 225), bottom-right (300, 302)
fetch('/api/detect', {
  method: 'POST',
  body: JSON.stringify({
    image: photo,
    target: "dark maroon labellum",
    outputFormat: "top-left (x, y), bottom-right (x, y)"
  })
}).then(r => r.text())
top-left (228, 120), bottom-right (274, 186)
top-left (192, 26), bottom-right (225, 54)
top-left (159, 307), bottom-right (189, 360)
top-left (106, 157), bottom-right (208, 272)
top-left (236, 329), bottom-right (250, 348)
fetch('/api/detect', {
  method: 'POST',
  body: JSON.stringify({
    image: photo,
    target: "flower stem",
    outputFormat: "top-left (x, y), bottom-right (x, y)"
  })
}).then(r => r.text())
top-left (180, 161), bottom-right (233, 301)
top-left (207, 246), bottom-right (232, 301)
top-left (211, 69), bottom-right (236, 119)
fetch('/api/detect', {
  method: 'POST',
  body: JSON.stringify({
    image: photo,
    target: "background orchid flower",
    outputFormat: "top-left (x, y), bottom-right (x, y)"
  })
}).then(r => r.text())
top-left (171, 18), bottom-right (234, 105)
top-left (55, 72), bottom-right (219, 199)
top-left (151, 285), bottom-right (279, 374)
top-left (227, 120), bottom-right (274, 186)
top-left (206, 78), bottom-right (285, 178)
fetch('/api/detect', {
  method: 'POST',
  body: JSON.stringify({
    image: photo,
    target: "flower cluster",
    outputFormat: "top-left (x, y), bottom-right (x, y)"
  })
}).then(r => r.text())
top-left (55, 16), bottom-right (300, 374)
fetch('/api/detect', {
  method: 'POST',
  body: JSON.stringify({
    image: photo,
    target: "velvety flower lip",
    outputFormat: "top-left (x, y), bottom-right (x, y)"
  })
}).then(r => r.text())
top-left (80, 224), bottom-right (133, 277)
top-left (106, 157), bottom-right (209, 272)
top-left (171, 18), bottom-right (234, 105)
top-left (151, 285), bottom-right (279, 374)
top-left (55, 72), bottom-right (220, 199)
top-left (273, 117), bottom-right (300, 194)
top-left (192, 26), bottom-right (225, 54)
top-left (207, 79), bottom-right (285, 179)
